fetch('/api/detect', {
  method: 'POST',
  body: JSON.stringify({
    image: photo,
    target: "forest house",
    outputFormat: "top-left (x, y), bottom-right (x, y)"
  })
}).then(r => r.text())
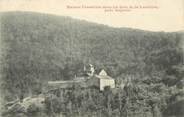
top-left (48, 65), bottom-right (115, 91)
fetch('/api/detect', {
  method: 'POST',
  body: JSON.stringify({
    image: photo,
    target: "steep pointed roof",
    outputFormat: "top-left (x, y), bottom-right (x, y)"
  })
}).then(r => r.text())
top-left (94, 69), bottom-right (113, 79)
top-left (99, 69), bottom-right (108, 76)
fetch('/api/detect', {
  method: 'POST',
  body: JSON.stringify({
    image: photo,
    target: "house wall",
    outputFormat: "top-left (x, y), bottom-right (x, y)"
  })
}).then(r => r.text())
top-left (99, 79), bottom-right (115, 91)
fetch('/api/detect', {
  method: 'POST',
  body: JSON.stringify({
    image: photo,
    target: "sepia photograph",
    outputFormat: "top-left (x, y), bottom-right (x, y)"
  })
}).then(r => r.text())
top-left (0, 0), bottom-right (184, 117)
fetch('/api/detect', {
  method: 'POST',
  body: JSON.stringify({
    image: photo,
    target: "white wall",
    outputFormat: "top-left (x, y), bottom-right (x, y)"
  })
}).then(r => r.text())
top-left (100, 79), bottom-right (115, 91)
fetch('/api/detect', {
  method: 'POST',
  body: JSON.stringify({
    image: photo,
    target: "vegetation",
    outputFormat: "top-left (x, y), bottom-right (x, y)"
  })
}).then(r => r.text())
top-left (0, 11), bottom-right (184, 117)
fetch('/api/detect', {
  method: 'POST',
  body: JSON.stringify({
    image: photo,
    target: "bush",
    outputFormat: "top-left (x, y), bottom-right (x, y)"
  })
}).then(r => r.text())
top-left (27, 103), bottom-right (39, 113)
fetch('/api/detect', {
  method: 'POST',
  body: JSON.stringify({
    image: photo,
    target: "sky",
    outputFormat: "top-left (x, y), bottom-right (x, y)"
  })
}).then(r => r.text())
top-left (0, 0), bottom-right (183, 32)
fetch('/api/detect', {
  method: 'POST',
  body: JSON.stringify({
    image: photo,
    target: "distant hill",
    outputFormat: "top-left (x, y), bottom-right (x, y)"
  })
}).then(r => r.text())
top-left (0, 11), bottom-right (183, 99)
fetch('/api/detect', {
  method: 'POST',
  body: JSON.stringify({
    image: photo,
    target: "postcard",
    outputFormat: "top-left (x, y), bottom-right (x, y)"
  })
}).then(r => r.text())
top-left (0, 0), bottom-right (183, 117)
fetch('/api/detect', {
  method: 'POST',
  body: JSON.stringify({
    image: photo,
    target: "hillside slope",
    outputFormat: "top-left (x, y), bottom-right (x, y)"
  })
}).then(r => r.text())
top-left (0, 11), bottom-right (183, 99)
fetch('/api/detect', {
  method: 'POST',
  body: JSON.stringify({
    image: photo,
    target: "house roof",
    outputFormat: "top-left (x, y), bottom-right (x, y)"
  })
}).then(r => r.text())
top-left (95, 75), bottom-right (113, 79)
top-left (48, 80), bottom-right (87, 89)
top-left (99, 69), bottom-right (108, 76)
top-left (95, 69), bottom-right (113, 79)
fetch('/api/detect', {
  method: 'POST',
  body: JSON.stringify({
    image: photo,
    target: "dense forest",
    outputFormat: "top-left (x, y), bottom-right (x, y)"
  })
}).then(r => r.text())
top-left (0, 12), bottom-right (184, 117)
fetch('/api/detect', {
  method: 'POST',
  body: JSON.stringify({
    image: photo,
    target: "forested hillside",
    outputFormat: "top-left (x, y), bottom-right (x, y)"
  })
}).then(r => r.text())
top-left (0, 12), bottom-right (184, 117)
